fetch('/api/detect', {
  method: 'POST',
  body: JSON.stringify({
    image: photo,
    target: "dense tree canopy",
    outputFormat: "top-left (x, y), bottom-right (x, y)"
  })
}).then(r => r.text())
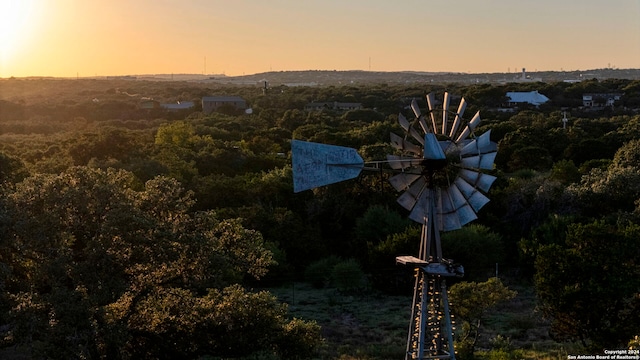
top-left (0, 167), bottom-right (320, 359)
top-left (535, 221), bottom-right (640, 350)
top-left (1, 77), bottom-right (640, 355)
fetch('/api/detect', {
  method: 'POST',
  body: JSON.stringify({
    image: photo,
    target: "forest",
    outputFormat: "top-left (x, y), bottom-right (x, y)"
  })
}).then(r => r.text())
top-left (0, 76), bottom-right (640, 359)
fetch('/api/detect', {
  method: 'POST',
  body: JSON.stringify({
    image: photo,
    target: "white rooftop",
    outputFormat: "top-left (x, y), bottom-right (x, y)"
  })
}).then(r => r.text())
top-left (506, 91), bottom-right (549, 106)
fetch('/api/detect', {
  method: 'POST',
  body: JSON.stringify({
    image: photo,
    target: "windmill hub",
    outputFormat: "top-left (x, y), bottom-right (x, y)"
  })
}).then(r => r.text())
top-left (420, 158), bottom-right (447, 171)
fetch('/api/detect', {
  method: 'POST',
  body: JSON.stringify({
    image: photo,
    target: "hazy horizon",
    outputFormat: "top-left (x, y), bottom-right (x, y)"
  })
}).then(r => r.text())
top-left (1, 0), bottom-right (639, 78)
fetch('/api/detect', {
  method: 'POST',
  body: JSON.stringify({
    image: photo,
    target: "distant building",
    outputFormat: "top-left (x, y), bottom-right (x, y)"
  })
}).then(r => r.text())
top-left (506, 91), bottom-right (549, 107)
top-left (582, 93), bottom-right (622, 108)
top-left (512, 68), bottom-right (543, 82)
top-left (161, 101), bottom-right (195, 111)
top-left (202, 96), bottom-right (247, 114)
top-left (305, 101), bottom-right (363, 112)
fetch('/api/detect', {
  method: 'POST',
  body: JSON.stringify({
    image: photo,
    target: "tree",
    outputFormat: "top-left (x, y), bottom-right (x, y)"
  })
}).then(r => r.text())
top-left (440, 224), bottom-right (504, 280)
top-left (534, 221), bottom-right (640, 350)
top-left (612, 138), bottom-right (640, 168)
top-left (449, 277), bottom-right (517, 357)
top-left (550, 159), bottom-right (581, 184)
top-left (507, 146), bottom-right (553, 172)
top-left (0, 167), bottom-right (322, 359)
top-left (154, 120), bottom-right (197, 147)
top-left (569, 163), bottom-right (640, 217)
top-left (0, 152), bottom-right (28, 183)
top-left (356, 205), bottom-right (410, 253)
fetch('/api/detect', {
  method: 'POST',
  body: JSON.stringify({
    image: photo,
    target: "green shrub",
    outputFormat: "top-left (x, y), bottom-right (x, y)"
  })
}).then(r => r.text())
top-left (304, 257), bottom-right (366, 292)
top-left (305, 256), bottom-right (341, 288)
top-left (331, 258), bottom-right (365, 292)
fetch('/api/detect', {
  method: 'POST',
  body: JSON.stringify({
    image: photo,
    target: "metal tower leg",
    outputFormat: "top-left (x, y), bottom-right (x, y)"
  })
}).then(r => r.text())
top-left (441, 279), bottom-right (456, 360)
top-left (405, 270), bottom-right (456, 360)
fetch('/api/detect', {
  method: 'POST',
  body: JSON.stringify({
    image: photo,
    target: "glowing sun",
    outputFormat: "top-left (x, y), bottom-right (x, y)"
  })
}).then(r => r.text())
top-left (0, 0), bottom-right (37, 63)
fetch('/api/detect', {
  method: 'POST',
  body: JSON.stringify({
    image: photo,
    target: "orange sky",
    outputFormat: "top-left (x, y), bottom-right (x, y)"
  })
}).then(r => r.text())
top-left (1, 0), bottom-right (639, 78)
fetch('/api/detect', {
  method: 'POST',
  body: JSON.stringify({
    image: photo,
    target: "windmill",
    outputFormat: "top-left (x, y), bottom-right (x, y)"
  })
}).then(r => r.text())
top-left (292, 92), bottom-right (498, 360)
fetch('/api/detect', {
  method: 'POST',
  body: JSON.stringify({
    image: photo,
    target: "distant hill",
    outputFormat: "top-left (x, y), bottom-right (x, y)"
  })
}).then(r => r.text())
top-left (207, 68), bottom-right (640, 86)
top-left (12, 68), bottom-right (639, 86)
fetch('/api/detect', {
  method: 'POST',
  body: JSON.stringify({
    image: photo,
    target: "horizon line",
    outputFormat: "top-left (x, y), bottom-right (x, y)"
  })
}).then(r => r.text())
top-left (2, 67), bottom-right (639, 80)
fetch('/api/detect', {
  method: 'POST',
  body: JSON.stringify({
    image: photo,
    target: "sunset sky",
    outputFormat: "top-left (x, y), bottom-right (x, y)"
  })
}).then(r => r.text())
top-left (1, 0), bottom-right (639, 78)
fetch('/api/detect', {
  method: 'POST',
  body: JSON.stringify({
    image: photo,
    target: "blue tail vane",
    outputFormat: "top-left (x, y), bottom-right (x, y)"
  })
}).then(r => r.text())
top-left (291, 140), bottom-right (364, 193)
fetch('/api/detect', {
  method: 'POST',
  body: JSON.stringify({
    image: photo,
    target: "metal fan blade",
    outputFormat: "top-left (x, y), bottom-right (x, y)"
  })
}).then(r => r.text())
top-left (411, 98), bottom-right (421, 118)
top-left (448, 182), bottom-right (479, 227)
top-left (448, 183), bottom-right (468, 209)
top-left (454, 111), bottom-right (481, 144)
top-left (389, 173), bottom-right (422, 191)
top-left (439, 188), bottom-right (462, 231)
top-left (424, 133), bottom-right (446, 160)
top-left (418, 116), bottom-right (430, 134)
top-left (440, 140), bottom-right (455, 155)
top-left (456, 204), bottom-right (478, 228)
top-left (399, 176), bottom-right (427, 211)
top-left (454, 177), bottom-right (490, 212)
top-left (398, 112), bottom-right (411, 131)
top-left (397, 114), bottom-right (425, 146)
top-left (476, 130), bottom-right (496, 152)
top-left (390, 132), bottom-right (422, 155)
top-left (426, 92), bottom-right (438, 134)
top-left (410, 99), bottom-right (431, 133)
top-left (408, 188), bottom-right (431, 224)
top-left (460, 151), bottom-right (497, 170)
top-left (461, 130), bottom-right (497, 156)
top-left (441, 92), bottom-right (450, 136)
top-left (459, 169), bottom-right (497, 193)
top-left (449, 97), bottom-right (467, 139)
top-left (386, 154), bottom-right (422, 170)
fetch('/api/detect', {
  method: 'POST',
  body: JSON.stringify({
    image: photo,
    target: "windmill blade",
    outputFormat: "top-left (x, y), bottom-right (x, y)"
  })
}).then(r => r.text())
top-left (291, 140), bottom-right (364, 193)
top-left (390, 132), bottom-right (422, 155)
top-left (455, 111), bottom-right (481, 144)
top-left (411, 98), bottom-right (422, 118)
top-left (398, 112), bottom-right (411, 130)
top-left (459, 169), bottom-right (497, 193)
top-left (454, 177), bottom-right (491, 212)
top-left (398, 176), bottom-right (427, 211)
top-left (460, 130), bottom-right (497, 156)
top-left (410, 99), bottom-right (431, 133)
top-left (449, 97), bottom-right (467, 139)
top-left (475, 130), bottom-right (496, 153)
top-left (397, 114), bottom-right (425, 146)
top-left (438, 188), bottom-right (462, 231)
top-left (448, 183), bottom-right (469, 210)
top-left (408, 188), bottom-right (431, 224)
top-left (418, 116), bottom-right (430, 134)
top-left (439, 140), bottom-right (455, 155)
top-left (424, 133), bottom-right (446, 160)
top-left (441, 92), bottom-right (450, 136)
top-left (386, 154), bottom-right (423, 170)
top-left (460, 151), bottom-right (497, 170)
top-left (448, 182), bottom-right (479, 226)
top-left (426, 92), bottom-right (438, 134)
top-left (389, 173), bottom-right (422, 192)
